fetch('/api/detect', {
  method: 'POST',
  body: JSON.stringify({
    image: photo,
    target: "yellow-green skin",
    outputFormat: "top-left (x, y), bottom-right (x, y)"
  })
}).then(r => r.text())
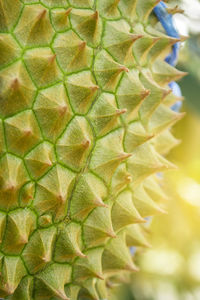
top-left (0, 0), bottom-right (185, 299)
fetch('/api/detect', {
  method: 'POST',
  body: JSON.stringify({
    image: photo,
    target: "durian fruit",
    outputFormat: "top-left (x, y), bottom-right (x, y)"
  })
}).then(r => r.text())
top-left (0, 1), bottom-right (185, 299)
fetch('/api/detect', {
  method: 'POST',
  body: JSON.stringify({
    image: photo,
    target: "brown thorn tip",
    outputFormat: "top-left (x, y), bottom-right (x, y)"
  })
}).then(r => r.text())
top-left (66, 8), bottom-right (72, 16)
top-left (93, 11), bottom-right (99, 19)
top-left (116, 108), bottom-right (127, 115)
top-left (107, 230), bottom-right (117, 238)
top-left (38, 9), bottom-right (47, 19)
top-left (76, 251), bottom-right (87, 258)
top-left (95, 273), bottom-right (104, 280)
top-left (120, 65), bottom-right (129, 72)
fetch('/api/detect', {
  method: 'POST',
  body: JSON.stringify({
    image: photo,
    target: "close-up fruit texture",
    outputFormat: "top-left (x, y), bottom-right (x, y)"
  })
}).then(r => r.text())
top-left (0, 0), bottom-right (187, 299)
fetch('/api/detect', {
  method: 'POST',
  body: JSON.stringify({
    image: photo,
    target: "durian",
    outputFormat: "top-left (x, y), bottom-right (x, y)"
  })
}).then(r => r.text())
top-left (0, 0), bottom-right (186, 299)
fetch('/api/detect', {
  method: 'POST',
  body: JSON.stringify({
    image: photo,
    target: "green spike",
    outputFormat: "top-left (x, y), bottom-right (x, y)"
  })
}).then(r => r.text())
top-left (0, 61), bottom-right (36, 117)
top-left (111, 190), bottom-right (145, 232)
top-left (51, 8), bottom-right (71, 32)
top-left (151, 129), bottom-right (180, 155)
top-left (90, 128), bottom-right (132, 182)
top-left (22, 226), bottom-right (57, 274)
top-left (102, 231), bottom-right (138, 275)
top-left (152, 59), bottom-right (188, 86)
top-left (34, 164), bottom-right (76, 220)
top-left (2, 208), bottom-right (36, 254)
top-left (0, 34), bottom-right (21, 68)
top-left (65, 284), bottom-right (80, 300)
top-left (125, 224), bottom-right (151, 248)
top-left (0, 154), bottom-right (29, 210)
top-left (116, 69), bottom-right (150, 122)
top-left (66, 71), bottom-right (99, 114)
top-left (103, 20), bottom-right (142, 66)
top-left (56, 116), bottom-right (93, 171)
top-left (88, 93), bottom-right (126, 137)
top-left (132, 184), bottom-right (166, 217)
top-left (118, 0), bottom-right (137, 22)
top-left (25, 142), bottom-right (55, 179)
top-left (136, 0), bottom-right (160, 21)
top-left (53, 30), bottom-right (93, 73)
top-left (83, 204), bottom-right (116, 247)
top-left (35, 263), bottom-right (71, 300)
top-left (54, 222), bottom-right (85, 262)
top-left (8, 276), bottom-right (33, 300)
top-left (71, 9), bottom-right (102, 47)
top-left (80, 278), bottom-right (100, 300)
top-left (5, 110), bottom-right (41, 156)
top-left (70, 172), bottom-right (107, 221)
top-left (124, 121), bottom-right (154, 152)
top-left (0, 0), bottom-right (22, 32)
top-left (24, 48), bottom-right (62, 88)
top-left (73, 247), bottom-right (104, 282)
top-left (14, 5), bottom-right (54, 47)
top-left (110, 163), bottom-right (132, 196)
top-left (94, 50), bottom-right (129, 92)
top-left (34, 83), bottom-right (72, 142)
top-left (0, 256), bottom-right (26, 298)
top-left (96, 0), bottom-right (121, 19)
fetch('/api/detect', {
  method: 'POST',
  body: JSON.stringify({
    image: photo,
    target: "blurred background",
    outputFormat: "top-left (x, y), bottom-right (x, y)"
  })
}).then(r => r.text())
top-left (118, 0), bottom-right (200, 299)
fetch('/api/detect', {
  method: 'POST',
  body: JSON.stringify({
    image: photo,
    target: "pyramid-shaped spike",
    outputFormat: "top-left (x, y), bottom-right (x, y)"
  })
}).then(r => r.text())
top-left (94, 50), bottom-right (129, 92)
top-left (96, 0), bottom-right (121, 19)
top-left (0, 154), bottom-right (28, 210)
top-left (2, 208), bottom-right (36, 255)
top-left (132, 184), bottom-right (166, 217)
top-left (96, 279), bottom-right (108, 300)
top-left (125, 224), bottom-right (151, 248)
top-left (56, 116), bottom-right (93, 171)
top-left (152, 59), bottom-right (188, 86)
top-left (66, 71), bottom-right (99, 114)
top-left (20, 182), bottom-right (35, 207)
top-left (73, 248), bottom-right (104, 282)
top-left (118, 0), bottom-right (137, 22)
top-left (103, 20), bottom-right (142, 66)
top-left (14, 4), bottom-right (54, 47)
top-left (151, 129), bottom-right (181, 155)
top-left (139, 68), bottom-right (171, 125)
top-left (133, 24), bottom-right (161, 65)
top-left (0, 34), bottom-right (21, 68)
top-left (143, 175), bottom-right (168, 203)
top-left (136, 0), bottom-right (160, 21)
top-left (40, 0), bottom-right (69, 7)
top-left (88, 93), bottom-right (126, 136)
top-left (127, 143), bottom-right (174, 188)
top-left (25, 142), bottom-right (55, 179)
top-left (5, 110), bottom-right (41, 156)
top-left (112, 190), bottom-right (145, 232)
top-left (0, 0), bottom-right (22, 32)
top-left (102, 231), bottom-right (138, 275)
top-left (22, 227), bottom-right (56, 274)
top-left (80, 278), bottom-right (100, 300)
top-left (110, 163), bottom-right (132, 196)
top-left (65, 284), bottom-right (80, 300)
top-left (53, 30), bottom-right (92, 73)
top-left (70, 172), bottom-right (107, 221)
top-left (116, 69), bottom-right (150, 122)
top-left (83, 204), bottom-right (116, 248)
top-left (0, 256), bottom-right (26, 297)
top-left (90, 128), bottom-right (132, 182)
top-left (34, 165), bottom-right (76, 220)
top-left (8, 275), bottom-right (33, 300)
top-left (54, 222), bottom-right (85, 262)
top-left (35, 263), bottom-right (71, 300)
top-left (34, 83), bottom-right (73, 142)
top-left (24, 48), bottom-right (62, 88)
top-left (124, 121), bottom-right (154, 152)
top-left (148, 104), bottom-right (185, 135)
top-left (0, 61), bottom-right (36, 117)
top-left (51, 8), bottom-right (71, 31)
top-left (71, 9), bottom-right (102, 47)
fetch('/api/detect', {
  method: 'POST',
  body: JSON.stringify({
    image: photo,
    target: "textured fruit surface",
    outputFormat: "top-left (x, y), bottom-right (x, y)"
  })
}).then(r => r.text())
top-left (0, 0), bottom-right (185, 299)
